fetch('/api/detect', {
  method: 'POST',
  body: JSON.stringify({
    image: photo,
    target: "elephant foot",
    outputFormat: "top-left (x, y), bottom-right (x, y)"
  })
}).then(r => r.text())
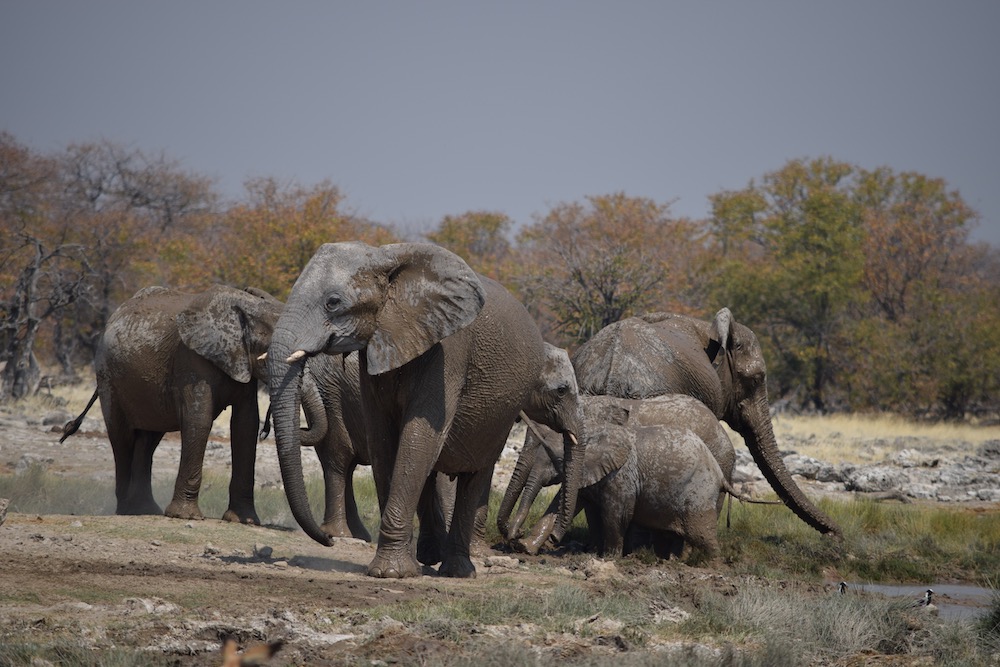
top-left (438, 554), bottom-right (477, 578)
top-left (164, 499), bottom-right (205, 521)
top-left (416, 531), bottom-right (445, 566)
top-left (367, 548), bottom-right (421, 579)
top-left (222, 507), bottom-right (260, 525)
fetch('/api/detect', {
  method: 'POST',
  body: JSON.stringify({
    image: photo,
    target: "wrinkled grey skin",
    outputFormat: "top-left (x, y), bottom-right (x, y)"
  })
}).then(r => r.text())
top-left (299, 351), bottom-right (370, 540)
top-left (267, 242), bottom-right (585, 579)
top-left (62, 285), bottom-right (326, 523)
top-left (500, 394), bottom-right (742, 559)
top-left (303, 350), bottom-right (456, 558)
top-left (573, 309), bottom-right (840, 536)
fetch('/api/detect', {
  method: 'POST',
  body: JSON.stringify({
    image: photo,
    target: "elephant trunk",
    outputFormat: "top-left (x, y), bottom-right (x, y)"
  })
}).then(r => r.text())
top-left (297, 365), bottom-right (328, 447)
top-left (497, 428), bottom-right (540, 540)
top-left (267, 330), bottom-right (333, 547)
top-left (509, 463), bottom-right (549, 540)
top-left (551, 430), bottom-right (583, 543)
top-left (740, 393), bottom-right (841, 536)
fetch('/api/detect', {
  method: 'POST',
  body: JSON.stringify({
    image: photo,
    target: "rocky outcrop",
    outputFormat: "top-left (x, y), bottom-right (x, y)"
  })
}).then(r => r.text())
top-left (733, 439), bottom-right (1000, 503)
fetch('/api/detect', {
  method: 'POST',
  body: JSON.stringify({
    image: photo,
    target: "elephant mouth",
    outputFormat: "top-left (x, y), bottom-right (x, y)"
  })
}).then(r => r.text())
top-left (286, 334), bottom-right (364, 363)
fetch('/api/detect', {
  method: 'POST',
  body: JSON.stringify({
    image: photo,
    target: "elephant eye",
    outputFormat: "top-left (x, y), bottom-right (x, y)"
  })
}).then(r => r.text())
top-left (556, 384), bottom-right (569, 397)
top-left (324, 295), bottom-right (341, 312)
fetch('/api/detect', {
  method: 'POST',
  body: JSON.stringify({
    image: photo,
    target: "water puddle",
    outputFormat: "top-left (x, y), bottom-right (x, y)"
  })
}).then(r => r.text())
top-left (847, 582), bottom-right (996, 620)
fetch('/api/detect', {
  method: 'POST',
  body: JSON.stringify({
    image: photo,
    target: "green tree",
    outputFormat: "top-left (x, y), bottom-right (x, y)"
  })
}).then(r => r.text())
top-left (842, 169), bottom-right (998, 417)
top-left (709, 158), bottom-right (865, 411)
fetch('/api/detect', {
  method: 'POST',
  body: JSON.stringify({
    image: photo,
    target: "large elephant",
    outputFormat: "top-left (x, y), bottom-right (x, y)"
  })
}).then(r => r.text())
top-left (302, 350), bottom-right (456, 553)
top-left (500, 394), bottom-right (758, 559)
top-left (267, 241), bottom-right (585, 579)
top-left (572, 309), bottom-right (840, 536)
top-left (61, 285), bottom-right (326, 523)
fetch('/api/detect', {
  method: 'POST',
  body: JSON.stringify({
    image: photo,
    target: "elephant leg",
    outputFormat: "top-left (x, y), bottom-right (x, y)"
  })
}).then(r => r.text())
top-left (416, 475), bottom-right (449, 566)
top-left (438, 466), bottom-right (493, 578)
top-left (165, 384), bottom-right (214, 520)
top-left (683, 509), bottom-right (721, 563)
top-left (343, 468), bottom-right (372, 541)
top-left (599, 499), bottom-right (634, 557)
top-left (222, 391), bottom-right (260, 525)
top-left (122, 429), bottom-right (165, 515)
top-left (368, 421), bottom-right (440, 579)
top-left (470, 473), bottom-right (492, 556)
top-left (107, 413), bottom-right (135, 514)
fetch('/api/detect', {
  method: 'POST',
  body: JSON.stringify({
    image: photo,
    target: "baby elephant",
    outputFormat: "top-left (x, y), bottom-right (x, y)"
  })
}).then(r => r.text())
top-left (501, 394), bottom-right (767, 561)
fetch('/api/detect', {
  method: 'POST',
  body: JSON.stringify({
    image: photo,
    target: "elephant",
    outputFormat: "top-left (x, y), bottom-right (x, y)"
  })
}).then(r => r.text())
top-left (572, 308), bottom-right (841, 536)
top-left (61, 285), bottom-right (327, 524)
top-left (267, 241), bottom-right (585, 579)
top-left (302, 349), bottom-right (456, 553)
top-left (500, 394), bottom-right (766, 560)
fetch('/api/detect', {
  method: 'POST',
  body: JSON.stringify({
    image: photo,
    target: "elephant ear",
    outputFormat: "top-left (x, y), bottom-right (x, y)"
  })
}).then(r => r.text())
top-left (366, 243), bottom-right (486, 375)
top-left (177, 285), bottom-right (259, 383)
top-left (706, 307), bottom-right (733, 365)
top-left (580, 423), bottom-right (633, 488)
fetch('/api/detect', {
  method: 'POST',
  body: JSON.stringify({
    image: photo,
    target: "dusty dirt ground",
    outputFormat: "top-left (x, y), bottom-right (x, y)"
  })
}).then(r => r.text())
top-left (0, 393), bottom-right (996, 666)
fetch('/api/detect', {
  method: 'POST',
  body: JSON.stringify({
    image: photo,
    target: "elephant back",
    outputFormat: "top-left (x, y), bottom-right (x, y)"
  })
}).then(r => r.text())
top-left (573, 317), bottom-right (678, 398)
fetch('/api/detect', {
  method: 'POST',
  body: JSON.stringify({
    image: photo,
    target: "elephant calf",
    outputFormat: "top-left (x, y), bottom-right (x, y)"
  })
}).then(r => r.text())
top-left (501, 394), bottom-right (765, 561)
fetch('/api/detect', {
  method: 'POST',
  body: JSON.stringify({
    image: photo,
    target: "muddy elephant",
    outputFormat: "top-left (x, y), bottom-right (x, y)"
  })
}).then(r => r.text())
top-left (302, 350), bottom-right (456, 554)
top-left (267, 241), bottom-right (585, 579)
top-left (500, 394), bottom-right (763, 560)
top-left (62, 285), bottom-right (326, 523)
top-left (572, 308), bottom-right (840, 536)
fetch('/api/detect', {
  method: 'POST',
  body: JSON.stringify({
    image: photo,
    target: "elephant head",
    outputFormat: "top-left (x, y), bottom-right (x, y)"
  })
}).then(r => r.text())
top-left (266, 242), bottom-right (486, 546)
top-left (696, 308), bottom-right (839, 535)
top-left (175, 285), bottom-right (328, 446)
top-left (499, 344), bottom-right (586, 542)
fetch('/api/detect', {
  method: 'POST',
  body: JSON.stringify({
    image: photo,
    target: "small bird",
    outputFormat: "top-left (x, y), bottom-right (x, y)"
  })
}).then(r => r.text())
top-left (915, 589), bottom-right (934, 607)
top-left (221, 636), bottom-right (284, 667)
top-left (838, 581), bottom-right (848, 595)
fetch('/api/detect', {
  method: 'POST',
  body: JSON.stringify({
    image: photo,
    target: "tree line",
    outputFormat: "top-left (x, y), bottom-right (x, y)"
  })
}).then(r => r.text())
top-left (2, 133), bottom-right (998, 419)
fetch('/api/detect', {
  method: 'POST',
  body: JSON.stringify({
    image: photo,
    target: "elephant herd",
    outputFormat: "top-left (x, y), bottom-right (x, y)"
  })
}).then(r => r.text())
top-left (62, 241), bottom-right (840, 579)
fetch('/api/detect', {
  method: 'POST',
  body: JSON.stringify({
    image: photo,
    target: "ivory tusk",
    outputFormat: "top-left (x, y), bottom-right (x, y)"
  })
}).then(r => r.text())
top-left (568, 432), bottom-right (579, 446)
top-left (256, 352), bottom-right (268, 361)
top-left (285, 350), bottom-right (307, 363)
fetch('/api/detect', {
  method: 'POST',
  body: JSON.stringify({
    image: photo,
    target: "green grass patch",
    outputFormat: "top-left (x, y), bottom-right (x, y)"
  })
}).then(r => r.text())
top-left (720, 496), bottom-right (1000, 584)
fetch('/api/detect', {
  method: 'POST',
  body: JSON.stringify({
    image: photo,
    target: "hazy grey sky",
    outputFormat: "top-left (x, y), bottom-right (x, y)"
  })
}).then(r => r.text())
top-left (2, 2), bottom-right (998, 245)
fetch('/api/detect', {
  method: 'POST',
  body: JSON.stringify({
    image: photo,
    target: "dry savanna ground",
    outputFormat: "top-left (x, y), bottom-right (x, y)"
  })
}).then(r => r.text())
top-left (1, 382), bottom-right (999, 666)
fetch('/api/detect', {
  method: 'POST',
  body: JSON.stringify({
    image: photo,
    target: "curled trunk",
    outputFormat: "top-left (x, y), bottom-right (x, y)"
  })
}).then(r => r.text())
top-left (268, 333), bottom-right (333, 546)
top-left (297, 366), bottom-right (328, 447)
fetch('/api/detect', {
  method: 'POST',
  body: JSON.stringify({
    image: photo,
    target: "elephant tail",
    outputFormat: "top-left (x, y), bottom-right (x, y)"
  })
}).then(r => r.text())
top-left (722, 479), bottom-right (783, 505)
top-left (59, 388), bottom-right (99, 443)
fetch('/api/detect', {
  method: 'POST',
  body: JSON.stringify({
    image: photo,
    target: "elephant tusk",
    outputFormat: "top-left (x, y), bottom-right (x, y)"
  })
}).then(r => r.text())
top-left (257, 352), bottom-right (268, 362)
top-left (285, 350), bottom-right (307, 363)
top-left (519, 411), bottom-right (549, 444)
top-left (568, 432), bottom-right (579, 446)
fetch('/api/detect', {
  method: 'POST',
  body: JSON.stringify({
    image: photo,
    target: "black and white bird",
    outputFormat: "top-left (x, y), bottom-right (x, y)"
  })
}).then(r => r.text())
top-left (915, 588), bottom-right (934, 607)
top-left (838, 581), bottom-right (848, 595)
